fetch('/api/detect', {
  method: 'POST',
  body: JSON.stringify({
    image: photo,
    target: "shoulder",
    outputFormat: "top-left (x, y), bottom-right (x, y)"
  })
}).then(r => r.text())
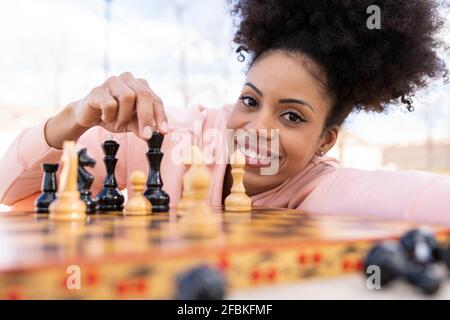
top-left (310, 154), bottom-right (342, 169)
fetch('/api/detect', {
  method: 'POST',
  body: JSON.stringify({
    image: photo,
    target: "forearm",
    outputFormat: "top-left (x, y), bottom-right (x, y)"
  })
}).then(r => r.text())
top-left (299, 168), bottom-right (450, 225)
top-left (0, 121), bottom-right (63, 205)
top-left (44, 102), bottom-right (90, 149)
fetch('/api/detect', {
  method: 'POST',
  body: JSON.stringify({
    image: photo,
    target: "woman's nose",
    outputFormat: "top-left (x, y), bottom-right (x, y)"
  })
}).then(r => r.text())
top-left (245, 108), bottom-right (275, 131)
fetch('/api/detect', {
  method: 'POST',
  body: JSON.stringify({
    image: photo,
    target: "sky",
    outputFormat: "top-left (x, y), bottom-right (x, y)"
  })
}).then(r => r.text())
top-left (0, 0), bottom-right (449, 146)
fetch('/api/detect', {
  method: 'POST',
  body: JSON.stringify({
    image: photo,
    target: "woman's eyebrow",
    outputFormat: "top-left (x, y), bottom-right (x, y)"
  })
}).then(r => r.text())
top-left (244, 82), bottom-right (263, 96)
top-left (279, 98), bottom-right (315, 113)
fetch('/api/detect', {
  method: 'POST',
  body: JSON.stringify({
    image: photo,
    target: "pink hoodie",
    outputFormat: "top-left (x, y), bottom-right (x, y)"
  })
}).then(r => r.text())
top-left (0, 104), bottom-right (449, 225)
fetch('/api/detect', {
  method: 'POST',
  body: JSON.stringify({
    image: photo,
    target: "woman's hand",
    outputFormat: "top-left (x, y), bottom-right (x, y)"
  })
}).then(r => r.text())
top-left (73, 72), bottom-right (168, 138)
top-left (45, 72), bottom-right (168, 149)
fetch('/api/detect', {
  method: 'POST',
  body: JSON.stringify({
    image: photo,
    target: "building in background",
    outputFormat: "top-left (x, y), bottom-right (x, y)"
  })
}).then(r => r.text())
top-left (383, 139), bottom-right (450, 173)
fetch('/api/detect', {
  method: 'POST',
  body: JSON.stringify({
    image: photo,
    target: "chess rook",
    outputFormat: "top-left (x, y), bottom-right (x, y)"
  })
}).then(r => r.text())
top-left (77, 148), bottom-right (97, 214)
top-left (144, 132), bottom-right (170, 212)
top-left (96, 140), bottom-right (125, 212)
top-left (35, 163), bottom-right (59, 213)
top-left (49, 141), bottom-right (86, 221)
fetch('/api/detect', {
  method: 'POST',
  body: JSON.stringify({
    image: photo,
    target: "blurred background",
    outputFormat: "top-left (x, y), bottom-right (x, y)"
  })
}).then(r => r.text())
top-left (0, 0), bottom-right (449, 211)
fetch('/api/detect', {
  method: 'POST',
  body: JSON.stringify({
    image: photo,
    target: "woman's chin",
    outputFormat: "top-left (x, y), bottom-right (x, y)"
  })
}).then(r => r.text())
top-left (243, 171), bottom-right (281, 196)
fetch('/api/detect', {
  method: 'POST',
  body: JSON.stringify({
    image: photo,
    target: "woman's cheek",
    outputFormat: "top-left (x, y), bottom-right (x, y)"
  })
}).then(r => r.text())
top-left (282, 135), bottom-right (311, 172)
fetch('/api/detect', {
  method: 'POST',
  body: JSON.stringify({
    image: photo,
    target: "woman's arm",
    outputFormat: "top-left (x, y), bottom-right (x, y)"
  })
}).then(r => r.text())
top-left (299, 167), bottom-right (450, 225)
top-left (0, 71), bottom-right (168, 206)
top-left (0, 120), bottom-right (63, 205)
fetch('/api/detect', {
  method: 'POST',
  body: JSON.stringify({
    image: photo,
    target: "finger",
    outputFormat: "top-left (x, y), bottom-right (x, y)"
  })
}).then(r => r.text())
top-left (137, 78), bottom-right (149, 87)
top-left (104, 76), bottom-right (136, 131)
top-left (89, 86), bottom-right (118, 123)
top-left (123, 77), bottom-right (155, 139)
top-left (137, 79), bottom-right (168, 135)
top-left (125, 114), bottom-right (141, 138)
top-left (152, 95), bottom-right (169, 134)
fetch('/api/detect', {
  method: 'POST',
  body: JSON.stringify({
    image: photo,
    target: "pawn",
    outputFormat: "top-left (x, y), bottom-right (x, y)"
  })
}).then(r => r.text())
top-left (177, 146), bottom-right (203, 214)
top-left (124, 171), bottom-right (152, 216)
top-left (225, 149), bottom-right (251, 212)
top-left (180, 160), bottom-right (221, 238)
top-left (35, 163), bottom-right (59, 213)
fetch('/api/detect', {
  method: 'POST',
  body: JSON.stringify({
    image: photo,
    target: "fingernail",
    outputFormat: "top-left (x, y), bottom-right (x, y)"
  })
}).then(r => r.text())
top-left (143, 126), bottom-right (152, 139)
top-left (161, 121), bottom-right (168, 134)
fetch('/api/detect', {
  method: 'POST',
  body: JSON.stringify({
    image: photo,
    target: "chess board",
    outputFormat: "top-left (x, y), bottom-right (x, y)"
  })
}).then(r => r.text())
top-left (1, 207), bottom-right (449, 300)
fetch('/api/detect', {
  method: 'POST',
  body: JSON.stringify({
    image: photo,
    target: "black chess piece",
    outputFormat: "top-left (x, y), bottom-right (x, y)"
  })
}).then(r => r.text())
top-left (96, 140), bottom-right (124, 212)
top-left (400, 228), bottom-right (442, 264)
top-left (364, 238), bottom-right (444, 295)
top-left (144, 132), bottom-right (170, 212)
top-left (175, 265), bottom-right (227, 300)
top-left (364, 242), bottom-right (409, 286)
top-left (77, 148), bottom-right (97, 214)
top-left (406, 263), bottom-right (444, 295)
top-left (35, 163), bottom-right (59, 213)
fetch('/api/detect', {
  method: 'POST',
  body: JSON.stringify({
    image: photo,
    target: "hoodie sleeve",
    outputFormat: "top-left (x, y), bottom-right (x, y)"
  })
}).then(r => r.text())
top-left (299, 167), bottom-right (450, 226)
top-left (0, 120), bottom-right (63, 205)
top-left (0, 120), bottom-right (128, 206)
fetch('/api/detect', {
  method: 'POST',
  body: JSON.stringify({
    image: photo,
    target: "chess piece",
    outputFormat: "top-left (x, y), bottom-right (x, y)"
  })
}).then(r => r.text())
top-left (175, 265), bottom-right (227, 300)
top-left (180, 160), bottom-right (221, 238)
top-left (364, 242), bottom-right (408, 287)
top-left (124, 171), bottom-right (152, 215)
top-left (144, 132), bottom-right (170, 212)
top-left (49, 141), bottom-right (87, 221)
top-left (406, 263), bottom-right (443, 295)
top-left (96, 140), bottom-right (125, 212)
top-left (77, 148), bottom-right (97, 214)
top-left (400, 228), bottom-right (442, 265)
top-left (35, 163), bottom-right (59, 213)
top-left (225, 149), bottom-right (251, 212)
top-left (364, 238), bottom-right (444, 295)
top-left (177, 146), bottom-right (202, 214)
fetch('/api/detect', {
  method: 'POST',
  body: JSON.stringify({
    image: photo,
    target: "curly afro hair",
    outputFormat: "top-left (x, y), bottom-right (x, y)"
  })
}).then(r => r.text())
top-left (228, 0), bottom-right (448, 127)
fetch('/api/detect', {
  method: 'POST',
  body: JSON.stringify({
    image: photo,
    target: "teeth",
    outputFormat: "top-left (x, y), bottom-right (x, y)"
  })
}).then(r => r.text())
top-left (236, 143), bottom-right (276, 162)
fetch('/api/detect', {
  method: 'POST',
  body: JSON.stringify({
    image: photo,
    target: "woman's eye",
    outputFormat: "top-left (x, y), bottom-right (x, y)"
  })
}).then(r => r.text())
top-left (281, 111), bottom-right (305, 124)
top-left (240, 95), bottom-right (259, 108)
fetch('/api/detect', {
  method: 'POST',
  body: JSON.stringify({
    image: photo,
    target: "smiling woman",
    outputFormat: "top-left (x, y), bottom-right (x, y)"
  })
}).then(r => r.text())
top-left (0, 0), bottom-right (450, 225)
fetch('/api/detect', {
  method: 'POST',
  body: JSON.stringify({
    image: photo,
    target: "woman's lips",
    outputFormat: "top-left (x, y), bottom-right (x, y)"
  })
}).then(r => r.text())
top-left (243, 154), bottom-right (273, 168)
top-left (235, 142), bottom-right (281, 168)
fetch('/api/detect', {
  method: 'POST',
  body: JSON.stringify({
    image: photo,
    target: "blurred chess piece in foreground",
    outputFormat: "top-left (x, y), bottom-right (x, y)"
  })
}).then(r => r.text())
top-left (180, 151), bottom-right (221, 238)
top-left (177, 146), bottom-right (203, 215)
top-left (49, 141), bottom-right (86, 221)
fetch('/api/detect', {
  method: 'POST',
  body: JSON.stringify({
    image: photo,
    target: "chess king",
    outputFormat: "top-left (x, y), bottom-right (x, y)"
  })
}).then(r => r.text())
top-left (2, 0), bottom-right (450, 225)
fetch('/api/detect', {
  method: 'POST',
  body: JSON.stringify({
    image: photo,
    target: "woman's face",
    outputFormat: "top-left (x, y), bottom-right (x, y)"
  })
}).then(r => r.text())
top-left (227, 50), bottom-right (338, 196)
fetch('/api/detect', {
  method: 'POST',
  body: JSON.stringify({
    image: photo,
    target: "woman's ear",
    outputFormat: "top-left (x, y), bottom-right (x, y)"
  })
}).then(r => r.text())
top-left (316, 126), bottom-right (339, 156)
